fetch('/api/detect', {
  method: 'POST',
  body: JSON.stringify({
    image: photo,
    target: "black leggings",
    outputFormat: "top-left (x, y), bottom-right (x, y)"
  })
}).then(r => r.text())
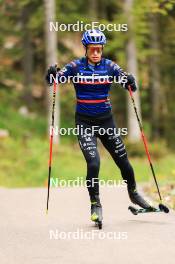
top-left (75, 112), bottom-right (136, 201)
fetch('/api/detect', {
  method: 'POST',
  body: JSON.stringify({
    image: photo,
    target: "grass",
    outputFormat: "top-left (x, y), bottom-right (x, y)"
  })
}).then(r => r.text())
top-left (0, 88), bottom-right (175, 188)
top-left (0, 136), bottom-right (175, 188)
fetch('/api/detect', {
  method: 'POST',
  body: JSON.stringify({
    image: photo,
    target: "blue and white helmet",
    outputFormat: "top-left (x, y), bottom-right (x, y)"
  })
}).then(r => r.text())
top-left (82, 29), bottom-right (106, 46)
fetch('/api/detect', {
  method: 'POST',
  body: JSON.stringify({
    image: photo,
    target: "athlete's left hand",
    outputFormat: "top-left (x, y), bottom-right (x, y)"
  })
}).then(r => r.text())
top-left (125, 74), bottom-right (137, 92)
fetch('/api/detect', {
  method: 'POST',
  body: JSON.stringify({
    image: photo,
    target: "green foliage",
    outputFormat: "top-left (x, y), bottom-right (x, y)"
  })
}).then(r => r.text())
top-left (0, 90), bottom-right (46, 139)
top-left (125, 139), bottom-right (169, 159)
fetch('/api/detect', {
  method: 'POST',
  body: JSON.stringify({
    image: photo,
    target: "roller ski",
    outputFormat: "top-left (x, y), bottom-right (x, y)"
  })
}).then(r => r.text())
top-left (128, 188), bottom-right (169, 215)
top-left (127, 85), bottom-right (169, 216)
top-left (128, 204), bottom-right (169, 215)
top-left (91, 197), bottom-right (103, 229)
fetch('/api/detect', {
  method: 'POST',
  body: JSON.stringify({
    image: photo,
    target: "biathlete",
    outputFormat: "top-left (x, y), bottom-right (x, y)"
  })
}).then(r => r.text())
top-left (46, 29), bottom-right (152, 226)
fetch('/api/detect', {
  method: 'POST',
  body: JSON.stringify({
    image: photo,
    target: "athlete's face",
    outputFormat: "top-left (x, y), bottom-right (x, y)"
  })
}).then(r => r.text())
top-left (86, 44), bottom-right (103, 64)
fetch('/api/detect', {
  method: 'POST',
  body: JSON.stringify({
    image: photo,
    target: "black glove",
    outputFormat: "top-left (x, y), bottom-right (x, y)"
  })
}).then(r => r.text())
top-left (125, 74), bottom-right (137, 92)
top-left (45, 65), bottom-right (60, 85)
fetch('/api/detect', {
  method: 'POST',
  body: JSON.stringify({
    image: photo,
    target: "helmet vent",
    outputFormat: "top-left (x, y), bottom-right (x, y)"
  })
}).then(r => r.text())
top-left (82, 30), bottom-right (106, 46)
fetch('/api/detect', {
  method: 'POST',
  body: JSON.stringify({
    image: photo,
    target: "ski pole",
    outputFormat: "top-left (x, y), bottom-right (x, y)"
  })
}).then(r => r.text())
top-left (128, 85), bottom-right (162, 202)
top-left (46, 81), bottom-right (57, 214)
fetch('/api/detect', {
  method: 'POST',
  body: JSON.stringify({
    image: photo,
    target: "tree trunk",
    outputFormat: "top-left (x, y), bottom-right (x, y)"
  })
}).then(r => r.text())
top-left (98, 0), bottom-right (107, 19)
top-left (149, 14), bottom-right (161, 139)
top-left (88, 0), bottom-right (98, 19)
top-left (124, 0), bottom-right (141, 142)
top-left (44, 0), bottom-right (60, 144)
top-left (21, 4), bottom-right (33, 105)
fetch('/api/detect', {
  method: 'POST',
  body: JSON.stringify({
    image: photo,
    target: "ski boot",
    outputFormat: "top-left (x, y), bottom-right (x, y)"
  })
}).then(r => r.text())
top-left (128, 188), bottom-right (152, 209)
top-left (91, 196), bottom-right (103, 229)
top-left (128, 188), bottom-right (169, 215)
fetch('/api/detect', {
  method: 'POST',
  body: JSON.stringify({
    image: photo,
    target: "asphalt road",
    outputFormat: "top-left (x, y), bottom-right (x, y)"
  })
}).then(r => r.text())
top-left (0, 186), bottom-right (174, 264)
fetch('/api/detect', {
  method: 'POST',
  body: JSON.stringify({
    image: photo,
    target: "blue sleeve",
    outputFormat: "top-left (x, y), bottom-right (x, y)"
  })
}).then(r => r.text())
top-left (56, 61), bottom-right (77, 83)
top-left (109, 61), bottom-right (128, 88)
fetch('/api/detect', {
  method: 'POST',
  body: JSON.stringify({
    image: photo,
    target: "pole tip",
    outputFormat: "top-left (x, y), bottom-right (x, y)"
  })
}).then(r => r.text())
top-left (46, 209), bottom-right (48, 215)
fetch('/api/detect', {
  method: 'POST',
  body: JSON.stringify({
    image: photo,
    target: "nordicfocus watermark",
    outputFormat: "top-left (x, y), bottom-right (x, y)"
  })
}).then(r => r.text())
top-left (49, 229), bottom-right (128, 240)
top-left (50, 21), bottom-right (128, 32)
top-left (49, 73), bottom-right (127, 85)
top-left (50, 177), bottom-right (127, 188)
top-left (50, 125), bottom-right (128, 137)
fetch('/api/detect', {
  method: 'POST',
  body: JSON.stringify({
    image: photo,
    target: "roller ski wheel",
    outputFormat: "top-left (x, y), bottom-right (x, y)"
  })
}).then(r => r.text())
top-left (128, 203), bottom-right (169, 215)
top-left (95, 220), bottom-right (103, 229)
top-left (91, 201), bottom-right (103, 229)
top-left (159, 203), bottom-right (169, 213)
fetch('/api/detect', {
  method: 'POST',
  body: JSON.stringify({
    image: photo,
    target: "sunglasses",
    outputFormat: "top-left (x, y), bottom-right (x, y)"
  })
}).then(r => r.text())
top-left (87, 47), bottom-right (103, 54)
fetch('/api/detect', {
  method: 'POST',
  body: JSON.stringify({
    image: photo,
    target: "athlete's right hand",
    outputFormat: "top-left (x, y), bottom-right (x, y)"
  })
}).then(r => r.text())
top-left (45, 64), bottom-right (60, 85)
